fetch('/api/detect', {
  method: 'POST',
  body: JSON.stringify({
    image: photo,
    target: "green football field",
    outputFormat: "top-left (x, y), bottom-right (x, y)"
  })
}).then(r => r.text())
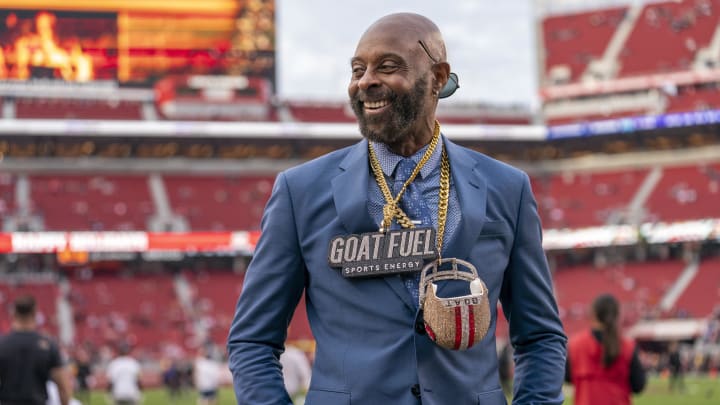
top-left (82, 376), bottom-right (717, 404)
top-left (564, 375), bottom-right (718, 405)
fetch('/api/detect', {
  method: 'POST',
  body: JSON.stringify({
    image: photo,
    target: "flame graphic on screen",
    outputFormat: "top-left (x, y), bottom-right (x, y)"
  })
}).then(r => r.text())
top-left (1, 11), bottom-right (94, 82)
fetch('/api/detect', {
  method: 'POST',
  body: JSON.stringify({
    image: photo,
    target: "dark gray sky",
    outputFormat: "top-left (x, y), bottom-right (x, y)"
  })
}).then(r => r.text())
top-left (275, 0), bottom-right (539, 107)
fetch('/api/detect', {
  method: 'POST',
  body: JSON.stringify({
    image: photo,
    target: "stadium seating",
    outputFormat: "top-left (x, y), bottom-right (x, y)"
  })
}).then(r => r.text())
top-left (554, 259), bottom-right (686, 335)
top-left (163, 175), bottom-right (274, 231)
top-left (0, 281), bottom-right (58, 335)
top-left (29, 175), bottom-right (153, 231)
top-left (644, 163), bottom-right (720, 222)
top-left (0, 173), bottom-right (16, 218)
top-left (664, 84), bottom-right (720, 113)
top-left (15, 98), bottom-right (144, 120)
top-left (619, 0), bottom-right (719, 77)
top-left (285, 101), bottom-right (356, 123)
top-left (545, 109), bottom-right (650, 126)
top-left (69, 274), bottom-right (189, 352)
top-left (186, 271), bottom-right (244, 345)
top-left (542, 6), bottom-right (629, 82)
top-left (674, 257), bottom-right (720, 317)
top-left (531, 168), bottom-right (649, 228)
top-left (185, 270), bottom-right (312, 346)
top-left (9, 160), bottom-right (718, 233)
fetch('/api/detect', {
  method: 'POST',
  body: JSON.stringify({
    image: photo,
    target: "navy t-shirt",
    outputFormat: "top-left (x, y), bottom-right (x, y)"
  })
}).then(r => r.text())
top-left (0, 330), bottom-right (63, 405)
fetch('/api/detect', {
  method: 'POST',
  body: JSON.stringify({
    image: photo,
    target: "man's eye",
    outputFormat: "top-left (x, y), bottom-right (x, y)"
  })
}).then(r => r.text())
top-left (378, 65), bottom-right (398, 72)
top-left (352, 67), bottom-right (365, 78)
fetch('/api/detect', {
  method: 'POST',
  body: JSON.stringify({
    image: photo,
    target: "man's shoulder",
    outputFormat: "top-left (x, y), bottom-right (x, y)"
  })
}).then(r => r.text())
top-left (1, 330), bottom-right (52, 346)
top-left (283, 142), bottom-right (361, 180)
top-left (446, 140), bottom-right (527, 183)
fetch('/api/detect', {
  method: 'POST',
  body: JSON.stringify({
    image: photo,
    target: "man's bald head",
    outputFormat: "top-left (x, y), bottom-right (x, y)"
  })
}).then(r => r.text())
top-left (360, 13), bottom-right (447, 63)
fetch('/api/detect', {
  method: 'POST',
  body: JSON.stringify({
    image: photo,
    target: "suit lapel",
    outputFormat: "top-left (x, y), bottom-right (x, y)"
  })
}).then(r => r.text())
top-left (331, 140), bottom-right (376, 235)
top-left (331, 140), bottom-right (416, 311)
top-left (442, 139), bottom-right (487, 262)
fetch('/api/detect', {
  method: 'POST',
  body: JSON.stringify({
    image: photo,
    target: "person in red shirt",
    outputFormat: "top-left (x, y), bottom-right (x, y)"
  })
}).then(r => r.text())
top-left (565, 293), bottom-right (647, 405)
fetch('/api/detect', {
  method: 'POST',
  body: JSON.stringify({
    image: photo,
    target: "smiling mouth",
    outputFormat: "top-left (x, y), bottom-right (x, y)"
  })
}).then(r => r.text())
top-left (364, 99), bottom-right (390, 111)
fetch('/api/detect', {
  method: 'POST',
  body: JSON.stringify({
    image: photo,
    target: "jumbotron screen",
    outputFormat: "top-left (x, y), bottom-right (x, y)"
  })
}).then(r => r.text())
top-left (0, 0), bottom-right (276, 86)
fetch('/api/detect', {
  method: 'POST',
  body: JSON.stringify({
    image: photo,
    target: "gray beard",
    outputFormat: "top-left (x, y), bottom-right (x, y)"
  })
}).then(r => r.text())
top-left (352, 77), bottom-right (428, 145)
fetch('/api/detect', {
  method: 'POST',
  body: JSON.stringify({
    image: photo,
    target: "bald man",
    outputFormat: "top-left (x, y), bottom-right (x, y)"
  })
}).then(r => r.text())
top-left (228, 13), bottom-right (566, 405)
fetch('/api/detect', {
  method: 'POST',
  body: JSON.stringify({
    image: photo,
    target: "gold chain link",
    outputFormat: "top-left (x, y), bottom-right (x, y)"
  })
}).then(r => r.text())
top-left (369, 121), bottom-right (440, 230)
top-left (436, 148), bottom-right (450, 260)
top-left (367, 120), bottom-right (451, 260)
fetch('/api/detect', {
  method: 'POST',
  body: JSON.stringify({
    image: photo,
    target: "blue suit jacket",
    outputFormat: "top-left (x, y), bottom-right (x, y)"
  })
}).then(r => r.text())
top-left (228, 138), bottom-right (566, 405)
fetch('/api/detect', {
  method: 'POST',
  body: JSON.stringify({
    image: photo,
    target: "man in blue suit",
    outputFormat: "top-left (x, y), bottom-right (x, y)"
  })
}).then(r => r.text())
top-left (228, 12), bottom-right (566, 405)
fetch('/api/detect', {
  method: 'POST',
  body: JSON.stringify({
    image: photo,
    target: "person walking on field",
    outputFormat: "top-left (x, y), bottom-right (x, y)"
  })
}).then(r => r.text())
top-left (106, 344), bottom-right (142, 405)
top-left (193, 345), bottom-right (223, 405)
top-left (566, 293), bottom-right (647, 405)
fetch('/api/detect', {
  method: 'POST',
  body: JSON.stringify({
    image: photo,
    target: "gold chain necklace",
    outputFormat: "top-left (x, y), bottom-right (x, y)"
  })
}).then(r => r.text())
top-left (368, 120), bottom-right (451, 259)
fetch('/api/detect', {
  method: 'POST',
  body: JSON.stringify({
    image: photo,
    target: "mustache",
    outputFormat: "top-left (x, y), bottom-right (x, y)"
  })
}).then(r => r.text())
top-left (351, 89), bottom-right (397, 107)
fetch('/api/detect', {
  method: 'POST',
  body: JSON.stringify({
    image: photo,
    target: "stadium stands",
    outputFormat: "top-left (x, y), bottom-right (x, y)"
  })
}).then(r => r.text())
top-left (0, 173), bottom-right (16, 219)
top-left (542, 6), bottom-right (629, 83)
top-left (644, 163), bottom-right (720, 222)
top-left (664, 83), bottom-right (720, 112)
top-left (29, 175), bottom-right (153, 231)
top-left (674, 257), bottom-right (720, 317)
top-left (540, 0), bottom-right (720, 124)
top-left (619, 0), bottom-right (719, 77)
top-left (0, 280), bottom-right (58, 335)
top-left (186, 270), bottom-right (312, 346)
top-left (284, 101), bottom-right (356, 123)
top-left (554, 259), bottom-right (687, 335)
top-left (4, 161), bottom-right (716, 232)
top-left (186, 271), bottom-right (244, 345)
top-left (15, 98), bottom-right (144, 120)
top-left (69, 274), bottom-right (189, 353)
top-left (531, 168), bottom-right (649, 228)
top-left (163, 175), bottom-right (273, 231)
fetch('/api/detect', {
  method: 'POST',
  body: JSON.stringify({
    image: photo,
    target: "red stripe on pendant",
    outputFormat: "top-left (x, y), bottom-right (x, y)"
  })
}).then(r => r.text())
top-left (454, 306), bottom-right (462, 350)
top-left (467, 305), bottom-right (475, 348)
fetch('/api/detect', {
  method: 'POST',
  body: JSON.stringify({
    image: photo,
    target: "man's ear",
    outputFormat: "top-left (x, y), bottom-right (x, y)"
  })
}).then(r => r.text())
top-left (432, 62), bottom-right (451, 94)
top-left (433, 62), bottom-right (459, 99)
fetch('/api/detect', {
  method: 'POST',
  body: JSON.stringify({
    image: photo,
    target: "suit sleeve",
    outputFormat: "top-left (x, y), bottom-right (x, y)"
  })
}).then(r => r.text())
top-left (500, 173), bottom-right (567, 405)
top-left (227, 171), bottom-right (306, 405)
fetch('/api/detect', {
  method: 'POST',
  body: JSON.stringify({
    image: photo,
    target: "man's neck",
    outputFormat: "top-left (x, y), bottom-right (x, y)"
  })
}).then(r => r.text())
top-left (12, 319), bottom-right (36, 332)
top-left (386, 119), bottom-right (436, 157)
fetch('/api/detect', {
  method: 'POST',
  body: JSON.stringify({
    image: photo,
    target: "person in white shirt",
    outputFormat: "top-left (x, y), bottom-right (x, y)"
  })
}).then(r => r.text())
top-left (193, 345), bottom-right (223, 405)
top-left (279, 344), bottom-right (312, 403)
top-left (105, 345), bottom-right (142, 405)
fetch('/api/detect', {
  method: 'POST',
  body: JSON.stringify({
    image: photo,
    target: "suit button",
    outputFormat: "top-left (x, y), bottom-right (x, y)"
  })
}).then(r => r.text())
top-left (411, 384), bottom-right (421, 398)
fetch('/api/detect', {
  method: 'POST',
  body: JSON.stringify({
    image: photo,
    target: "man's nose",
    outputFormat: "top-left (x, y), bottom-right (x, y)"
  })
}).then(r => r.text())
top-left (357, 69), bottom-right (380, 91)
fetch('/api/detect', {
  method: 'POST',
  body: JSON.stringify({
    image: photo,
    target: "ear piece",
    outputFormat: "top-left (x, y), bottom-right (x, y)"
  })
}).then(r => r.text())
top-left (438, 72), bottom-right (459, 99)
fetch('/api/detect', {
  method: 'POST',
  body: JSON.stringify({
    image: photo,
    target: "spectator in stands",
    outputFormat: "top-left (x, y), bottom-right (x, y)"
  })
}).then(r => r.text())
top-left (106, 343), bottom-right (142, 405)
top-left (228, 12), bottom-right (566, 405)
top-left (0, 294), bottom-right (73, 405)
top-left (566, 293), bottom-right (646, 405)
